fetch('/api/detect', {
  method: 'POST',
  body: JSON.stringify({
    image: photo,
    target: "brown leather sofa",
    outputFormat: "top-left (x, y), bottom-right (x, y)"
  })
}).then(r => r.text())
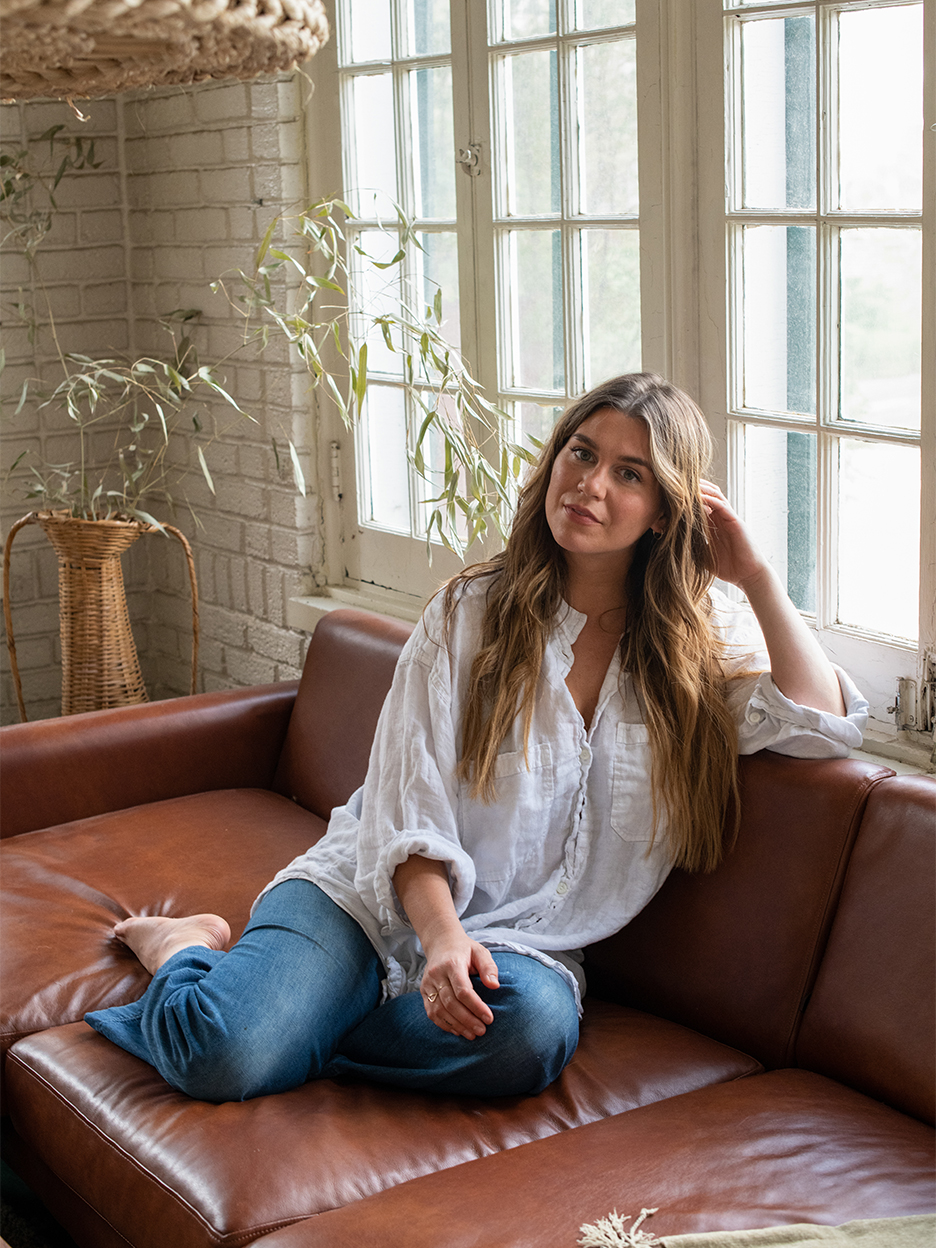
top-left (2, 607), bottom-right (934, 1248)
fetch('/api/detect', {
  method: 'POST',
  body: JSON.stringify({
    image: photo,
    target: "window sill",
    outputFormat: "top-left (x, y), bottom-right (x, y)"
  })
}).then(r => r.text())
top-left (287, 585), bottom-right (426, 633)
top-left (289, 594), bottom-right (934, 777)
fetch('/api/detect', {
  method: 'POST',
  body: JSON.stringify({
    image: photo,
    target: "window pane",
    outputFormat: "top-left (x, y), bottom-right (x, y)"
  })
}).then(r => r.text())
top-left (741, 224), bottom-right (815, 415)
top-left (581, 229), bottom-right (640, 387)
top-left (409, 65), bottom-right (456, 219)
top-left (574, 0), bottom-right (634, 29)
top-left (740, 424), bottom-right (816, 613)
top-left (504, 229), bottom-right (564, 391)
top-left (341, 0), bottom-right (391, 63)
top-left (741, 16), bottom-right (815, 210)
top-left (516, 402), bottom-right (564, 452)
top-left (578, 38), bottom-right (638, 217)
top-left (400, 0), bottom-right (450, 56)
top-left (359, 384), bottom-right (410, 533)
top-left (492, 0), bottom-right (557, 42)
top-left (416, 231), bottom-right (460, 354)
top-left (354, 229), bottom-right (404, 376)
top-left (498, 50), bottom-right (560, 216)
top-left (413, 393), bottom-right (468, 543)
top-left (838, 439), bottom-right (919, 639)
top-left (347, 74), bottom-right (397, 218)
top-left (839, 228), bottom-right (921, 431)
top-left (838, 5), bottom-right (923, 212)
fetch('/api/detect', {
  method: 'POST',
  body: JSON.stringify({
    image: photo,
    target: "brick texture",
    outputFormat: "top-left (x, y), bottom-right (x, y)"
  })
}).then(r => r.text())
top-left (1, 77), bottom-right (318, 725)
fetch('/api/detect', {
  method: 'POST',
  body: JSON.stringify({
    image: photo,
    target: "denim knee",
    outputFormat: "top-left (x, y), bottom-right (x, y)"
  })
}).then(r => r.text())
top-left (152, 1007), bottom-right (317, 1103)
top-left (480, 958), bottom-right (580, 1097)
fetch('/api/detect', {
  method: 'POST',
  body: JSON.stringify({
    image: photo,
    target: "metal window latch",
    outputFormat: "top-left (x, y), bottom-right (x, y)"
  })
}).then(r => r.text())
top-left (888, 678), bottom-right (918, 730)
top-left (456, 144), bottom-right (482, 176)
top-left (890, 661), bottom-right (936, 735)
top-left (330, 441), bottom-right (342, 503)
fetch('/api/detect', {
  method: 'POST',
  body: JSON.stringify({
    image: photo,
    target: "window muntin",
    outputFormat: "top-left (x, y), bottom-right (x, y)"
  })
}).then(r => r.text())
top-left (726, 0), bottom-right (924, 656)
top-left (338, 0), bottom-right (459, 543)
top-left (317, 0), bottom-right (930, 748)
top-left (489, 7), bottom-right (641, 450)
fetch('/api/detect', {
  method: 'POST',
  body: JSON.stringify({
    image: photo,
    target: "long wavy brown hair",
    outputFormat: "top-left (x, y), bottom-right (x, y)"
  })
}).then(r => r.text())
top-left (441, 372), bottom-right (746, 873)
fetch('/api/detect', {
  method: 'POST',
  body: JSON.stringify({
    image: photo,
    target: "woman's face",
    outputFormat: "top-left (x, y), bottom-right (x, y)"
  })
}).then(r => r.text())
top-left (545, 407), bottom-right (667, 579)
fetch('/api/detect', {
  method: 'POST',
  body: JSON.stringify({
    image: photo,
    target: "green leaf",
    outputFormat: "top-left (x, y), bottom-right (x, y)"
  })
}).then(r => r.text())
top-left (353, 342), bottom-right (367, 414)
top-left (288, 440), bottom-right (307, 497)
top-left (14, 379), bottom-right (29, 415)
top-left (255, 215), bottom-right (278, 269)
top-left (370, 249), bottom-right (406, 270)
top-left (126, 507), bottom-right (166, 531)
top-left (196, 446), bottom-right (215, 494)
top-left (304, 275), bottom-right (345, 292)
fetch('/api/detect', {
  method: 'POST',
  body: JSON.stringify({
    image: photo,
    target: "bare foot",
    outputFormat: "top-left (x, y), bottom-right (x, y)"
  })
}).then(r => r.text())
top-left (113, 914), bottom-right (231, 976)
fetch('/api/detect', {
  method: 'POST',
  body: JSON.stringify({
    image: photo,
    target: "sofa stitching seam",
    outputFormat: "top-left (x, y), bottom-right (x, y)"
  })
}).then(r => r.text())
top-left (5, 1053), bottom-right (301, 1245)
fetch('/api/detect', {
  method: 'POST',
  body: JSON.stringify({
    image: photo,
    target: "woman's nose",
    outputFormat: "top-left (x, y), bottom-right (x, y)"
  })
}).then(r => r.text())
top-left (579, 466), bottom-right (606, 497)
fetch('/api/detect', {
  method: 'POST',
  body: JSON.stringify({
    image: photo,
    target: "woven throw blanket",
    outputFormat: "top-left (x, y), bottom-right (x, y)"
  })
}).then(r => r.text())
top-left (577, 1211), bottom-right (935, 1248)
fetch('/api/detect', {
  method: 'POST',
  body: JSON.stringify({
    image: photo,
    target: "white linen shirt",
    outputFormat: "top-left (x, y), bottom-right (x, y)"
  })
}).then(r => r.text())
top-left (258, 578), bottom-right (868, 1012)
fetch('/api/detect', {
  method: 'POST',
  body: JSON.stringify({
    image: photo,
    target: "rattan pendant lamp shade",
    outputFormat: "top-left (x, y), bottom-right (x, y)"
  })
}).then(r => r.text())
top-left (0, 0), bottom-right (327, 101)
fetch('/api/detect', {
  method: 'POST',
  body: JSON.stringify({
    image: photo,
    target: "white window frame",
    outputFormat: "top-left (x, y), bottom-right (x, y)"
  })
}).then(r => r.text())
top-left (293, 0), bottom-right (934, 767)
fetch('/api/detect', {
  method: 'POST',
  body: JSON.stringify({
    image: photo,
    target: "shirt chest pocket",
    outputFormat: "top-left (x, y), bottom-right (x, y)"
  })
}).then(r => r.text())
top-left (460, 741), bottom-right (555, 883)
top-left (609, 722), bottom-right (654, 842)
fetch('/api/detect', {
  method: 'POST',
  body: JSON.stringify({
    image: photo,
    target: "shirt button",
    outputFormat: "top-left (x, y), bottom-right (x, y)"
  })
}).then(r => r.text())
top-left (747, 708), bottom-right (766, 724)
top-left (579, 747), bottom-right (590, 764)
top-left (556, 880), bottom-right (569, 895)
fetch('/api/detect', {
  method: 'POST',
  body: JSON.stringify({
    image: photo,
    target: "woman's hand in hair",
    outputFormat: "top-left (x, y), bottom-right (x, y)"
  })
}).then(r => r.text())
top-left (699, 480), bottom-right (768, 593)
top-left (700, 481), bottom-right (846, 715)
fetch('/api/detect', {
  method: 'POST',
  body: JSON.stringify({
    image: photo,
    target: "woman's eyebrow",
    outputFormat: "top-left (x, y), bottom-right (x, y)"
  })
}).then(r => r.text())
top-left (571, 432), bottom-right (653, 471)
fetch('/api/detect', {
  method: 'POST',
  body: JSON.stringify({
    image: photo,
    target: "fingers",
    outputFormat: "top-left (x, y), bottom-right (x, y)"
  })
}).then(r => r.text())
top-left (472, 943), bottom-right (500, 991)
top-left (422, 978), bottom-right (491, 1038)
top-left (421, 949), bottom-right (499, 1039)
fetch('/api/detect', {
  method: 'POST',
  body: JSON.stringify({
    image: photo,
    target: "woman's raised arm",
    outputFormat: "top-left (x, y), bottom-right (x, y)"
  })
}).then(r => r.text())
top-left (700, 481), bottom-right (846, 716)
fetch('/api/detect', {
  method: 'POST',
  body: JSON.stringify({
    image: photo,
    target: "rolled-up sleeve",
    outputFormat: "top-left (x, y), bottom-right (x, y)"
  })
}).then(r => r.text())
top-left (732, 668), bottom-right (868, 757)
top-left (711, 585), bottom-right (869, 758)
top-left (352, 620), bottom-right (477, 935)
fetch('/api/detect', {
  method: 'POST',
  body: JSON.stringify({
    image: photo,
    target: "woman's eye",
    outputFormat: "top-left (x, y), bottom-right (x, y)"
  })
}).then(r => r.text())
top-left (619, 467), bottom-right (640, 483)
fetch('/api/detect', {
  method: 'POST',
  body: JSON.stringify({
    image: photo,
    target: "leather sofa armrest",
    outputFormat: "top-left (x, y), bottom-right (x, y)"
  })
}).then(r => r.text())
top-left (0, 682), bottom-right (299, 838)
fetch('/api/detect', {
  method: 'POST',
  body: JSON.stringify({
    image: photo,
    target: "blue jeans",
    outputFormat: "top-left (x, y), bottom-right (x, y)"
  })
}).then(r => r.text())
top-left (85, 880), bottom-right (579, 1103)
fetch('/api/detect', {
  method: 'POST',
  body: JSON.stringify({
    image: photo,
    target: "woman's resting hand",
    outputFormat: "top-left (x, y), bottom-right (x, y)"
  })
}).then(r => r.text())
top-left (392, 854), bottom-right (500, 1039)
top-left (420, 930), bottom-right (500, 1039)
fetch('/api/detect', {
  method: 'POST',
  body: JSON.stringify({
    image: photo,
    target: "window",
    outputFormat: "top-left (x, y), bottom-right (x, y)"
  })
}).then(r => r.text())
top-left (302, 0), bottom-right (933, 756)
top-left (715, 0), bottom-right (931, 747)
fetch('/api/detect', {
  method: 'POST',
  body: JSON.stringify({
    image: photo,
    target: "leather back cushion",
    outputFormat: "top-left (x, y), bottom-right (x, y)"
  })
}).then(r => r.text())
top-left (796, 774), bottom-right (936, 1125)
top-left (583, 754), bottom-right (894, 1070)
top-left (272, 608), bottom-right (414, 820)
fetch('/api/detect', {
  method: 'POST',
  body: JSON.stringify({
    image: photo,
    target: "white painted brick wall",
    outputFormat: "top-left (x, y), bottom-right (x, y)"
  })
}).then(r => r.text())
top-left (1, 98), bottom-right (141, 724)
top-left (2, 75), bottom-right (321, 724)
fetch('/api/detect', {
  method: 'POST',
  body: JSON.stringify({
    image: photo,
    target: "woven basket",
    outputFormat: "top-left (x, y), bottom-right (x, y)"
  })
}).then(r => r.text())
top-left (3, 510), bottom-right (199, 721)
top-left (0, 0), bottom-right (327, 101)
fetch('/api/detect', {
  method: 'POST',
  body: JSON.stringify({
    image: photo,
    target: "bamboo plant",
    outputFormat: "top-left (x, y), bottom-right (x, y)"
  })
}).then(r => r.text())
top-left (221, 196), bottom-right (537, 556)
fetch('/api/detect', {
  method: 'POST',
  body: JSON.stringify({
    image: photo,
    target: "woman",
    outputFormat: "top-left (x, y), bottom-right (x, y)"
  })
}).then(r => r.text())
top-left (86, 373), bottom-right (867, 1102)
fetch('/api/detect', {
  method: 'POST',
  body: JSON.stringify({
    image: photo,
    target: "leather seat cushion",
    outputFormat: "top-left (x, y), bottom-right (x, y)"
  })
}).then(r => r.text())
top-left (4, 1005), bottom-right (760, 1248)
top-left (251, 1069), bottom-right (936, 1248)
top-left (0, 788), bottom-right (326, 1102)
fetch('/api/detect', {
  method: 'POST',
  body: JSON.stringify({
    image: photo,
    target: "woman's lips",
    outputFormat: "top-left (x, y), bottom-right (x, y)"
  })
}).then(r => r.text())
top-left (564, 503), bottom-right (600, 525)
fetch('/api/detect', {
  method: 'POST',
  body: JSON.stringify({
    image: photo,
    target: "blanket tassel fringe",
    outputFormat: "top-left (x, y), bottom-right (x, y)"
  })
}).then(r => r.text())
top-left (578, 1207), bottom-right (661, 1247)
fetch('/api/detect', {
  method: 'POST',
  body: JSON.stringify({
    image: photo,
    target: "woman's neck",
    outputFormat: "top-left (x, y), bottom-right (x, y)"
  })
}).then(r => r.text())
top-left (563, 556), bottom-right (631, 625)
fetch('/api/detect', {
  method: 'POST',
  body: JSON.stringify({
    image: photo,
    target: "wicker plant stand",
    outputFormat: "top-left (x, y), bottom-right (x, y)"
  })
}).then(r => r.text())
top-left (2, 511), bottom-right (198, 722)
